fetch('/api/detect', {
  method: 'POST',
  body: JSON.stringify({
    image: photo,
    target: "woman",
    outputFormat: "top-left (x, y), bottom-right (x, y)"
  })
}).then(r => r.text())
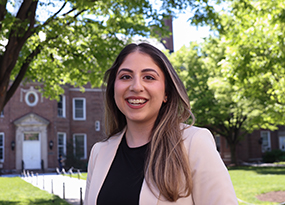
top-left (84, 43), bottom-right (238, 204)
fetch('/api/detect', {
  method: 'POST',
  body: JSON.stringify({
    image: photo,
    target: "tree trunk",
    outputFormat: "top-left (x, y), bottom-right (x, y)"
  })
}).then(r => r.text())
top-left (0, 73), bottom-right (9, 112)
top-left (229, 142), bottom-right (237, 165)
top-left (0, 0), bottom-right (39, 112)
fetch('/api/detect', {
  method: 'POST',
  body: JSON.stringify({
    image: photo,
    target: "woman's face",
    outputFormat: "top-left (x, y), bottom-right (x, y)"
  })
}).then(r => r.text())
top-left (114, 51), bottom-right (166, 126)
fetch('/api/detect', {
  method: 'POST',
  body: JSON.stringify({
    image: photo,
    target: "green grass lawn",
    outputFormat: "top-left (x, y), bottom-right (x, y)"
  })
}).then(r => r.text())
top-left (73, 168), bottom-right (285, 204)
top-left (0, 177), bottom-right (70, 205)
top-left (1, 167), bottom-right (284, 204)
top-left (73, 169), bottom-right (285, 204)
top-left (229, 166), bottom-right (285, 205)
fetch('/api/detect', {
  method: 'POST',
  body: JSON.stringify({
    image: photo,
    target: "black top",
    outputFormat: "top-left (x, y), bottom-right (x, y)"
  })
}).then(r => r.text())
top-left (97, 135), bottom-right (148, 205)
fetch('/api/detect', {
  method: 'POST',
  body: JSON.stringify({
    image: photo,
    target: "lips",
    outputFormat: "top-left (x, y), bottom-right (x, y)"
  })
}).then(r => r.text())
top-left (126, 98), bottom-right (148, 106)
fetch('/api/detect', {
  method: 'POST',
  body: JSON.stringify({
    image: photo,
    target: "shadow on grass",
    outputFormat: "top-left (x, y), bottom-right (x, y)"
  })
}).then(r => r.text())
top-left (229, 166), bottom-right (285, 175)
top-left (28, 195), bottom-right (70, 205)
top-left (0, 195), bottom-right (69, 205)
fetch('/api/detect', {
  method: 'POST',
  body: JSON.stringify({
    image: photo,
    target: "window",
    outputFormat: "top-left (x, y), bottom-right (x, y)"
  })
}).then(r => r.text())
top-left (0, 110), bottom-right (3, 117)
top-left (58, 133), bottom-right (66, 157)
top-left (24, 133), bottom-right (39, 141)
top-left (215, 135), bottom-right (221, 153)
top-left (73, 98), bottom-right (86, 120)
top-left (57, 95), bottom-right (66, 117)
top-left (261, 131), bottom-right (271, 153)
top-left (0, 133), bottom-right (4, 162)
top-left (73, 134), bottom-right (87, 159)
top-left (279, 136), bottom-right (285, 151)
top-left (25, 90), bottom-right (39, 107)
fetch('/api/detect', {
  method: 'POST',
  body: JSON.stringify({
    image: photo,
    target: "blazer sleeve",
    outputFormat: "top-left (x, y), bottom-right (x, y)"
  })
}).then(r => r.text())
top-left (84, 142), bottom-right (100, 204)
top-left (185, 127), bottom-right (238, 205)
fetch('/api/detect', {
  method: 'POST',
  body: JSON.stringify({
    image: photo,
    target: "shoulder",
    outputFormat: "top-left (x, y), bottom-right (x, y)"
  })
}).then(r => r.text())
top-left (181, 124), bottom-right (214, 141)
top-left (180, 124), bottom-right (216, 151)
top-left (180, 124), bottom-right (238, 204)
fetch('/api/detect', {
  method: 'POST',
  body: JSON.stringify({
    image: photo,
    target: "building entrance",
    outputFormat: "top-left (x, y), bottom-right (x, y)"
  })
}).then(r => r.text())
top-left (14, 113), bottom-right (49, 171)
top-left (23, 133), bottom-right (41, 169)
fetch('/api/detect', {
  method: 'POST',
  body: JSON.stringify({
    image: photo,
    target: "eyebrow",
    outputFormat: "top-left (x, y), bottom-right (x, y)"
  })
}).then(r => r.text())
top-left (117, 68), bottom-right (160, 76)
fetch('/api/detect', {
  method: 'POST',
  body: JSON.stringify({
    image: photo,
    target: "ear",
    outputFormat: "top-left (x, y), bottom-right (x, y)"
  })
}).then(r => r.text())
top-left (163, 95), bottom-right (168, 103)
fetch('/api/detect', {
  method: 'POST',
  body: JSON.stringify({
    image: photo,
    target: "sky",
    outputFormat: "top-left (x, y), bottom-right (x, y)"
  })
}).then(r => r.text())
top-left (172, 13), bottom-right (210, 51)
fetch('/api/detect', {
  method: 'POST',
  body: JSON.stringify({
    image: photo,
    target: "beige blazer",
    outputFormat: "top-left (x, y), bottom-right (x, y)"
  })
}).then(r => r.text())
top-left (84, 125), bottom-right (238, 205)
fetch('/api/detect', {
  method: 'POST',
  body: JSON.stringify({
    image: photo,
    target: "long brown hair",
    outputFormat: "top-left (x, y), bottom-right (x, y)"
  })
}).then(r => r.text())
top-left (103, 43), bottom-right (195, 201)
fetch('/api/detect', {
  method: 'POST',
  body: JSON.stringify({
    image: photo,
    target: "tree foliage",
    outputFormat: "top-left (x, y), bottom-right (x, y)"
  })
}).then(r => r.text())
top-left (169, 40), bottom-right (249, 164)
top-left (170, 0), bottom-right (285, 164)
top-left (0, 0), bottom-right (215, 112)
top-left (217, 0), bottom-right (285, 123)
top-left (193, 0), bottom-right (285, 125)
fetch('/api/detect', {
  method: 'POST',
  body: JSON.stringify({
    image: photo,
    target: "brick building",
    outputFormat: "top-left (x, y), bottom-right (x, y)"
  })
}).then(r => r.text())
top-left (236, 127), bottom-right (285, 163)
top-left (214, 127), bottom-right (285, 165)
top-left (0, 82), bottom-right (105, 173)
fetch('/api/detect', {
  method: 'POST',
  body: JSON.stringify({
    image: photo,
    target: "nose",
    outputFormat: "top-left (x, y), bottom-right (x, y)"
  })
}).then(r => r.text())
top-left (130, 77), bottom-right (144, 92)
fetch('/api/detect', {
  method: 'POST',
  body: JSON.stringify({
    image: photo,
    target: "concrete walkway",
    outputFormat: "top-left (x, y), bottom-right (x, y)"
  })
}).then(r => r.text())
top-left (21, 173), bottom-right (86, 205)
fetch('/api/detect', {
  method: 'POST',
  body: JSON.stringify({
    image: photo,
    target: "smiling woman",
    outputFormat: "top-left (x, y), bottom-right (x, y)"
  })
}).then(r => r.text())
top-left (114, 51), bottom-right (166, 135)
top-left (84, 43), bottom-right (238, 205)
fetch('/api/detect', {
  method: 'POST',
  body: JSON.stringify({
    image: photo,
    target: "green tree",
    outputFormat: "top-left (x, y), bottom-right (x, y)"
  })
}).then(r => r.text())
top-left (169, 38), bottom-right (278, 165)
top-left (0, 0), bottom-right (215, 112)
top-left (172, 0), bottom-right (285, 164)
top-left (193, 0), bottom-right (285, 125)
top-left (224, 0), bottom-right (285, 122)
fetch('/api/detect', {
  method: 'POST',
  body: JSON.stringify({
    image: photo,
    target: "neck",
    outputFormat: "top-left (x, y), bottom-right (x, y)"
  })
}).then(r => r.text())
top-left (125, 121), bottom-right (153, 148)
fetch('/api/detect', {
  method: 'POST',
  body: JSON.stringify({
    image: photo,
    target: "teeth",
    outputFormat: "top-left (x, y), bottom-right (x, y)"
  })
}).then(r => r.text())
top-left (128, 99), bottom-right (146, 104)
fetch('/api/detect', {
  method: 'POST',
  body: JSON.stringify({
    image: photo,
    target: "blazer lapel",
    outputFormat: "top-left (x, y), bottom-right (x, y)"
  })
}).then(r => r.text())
top-left (89, 127), bottom-right (160, 205)
top-left (91, 130), bottom-right (125, 203)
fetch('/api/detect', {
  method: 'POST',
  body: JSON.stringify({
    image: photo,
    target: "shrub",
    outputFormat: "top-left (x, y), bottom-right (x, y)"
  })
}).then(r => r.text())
top-left (262, 149), bottom-right (285, 163)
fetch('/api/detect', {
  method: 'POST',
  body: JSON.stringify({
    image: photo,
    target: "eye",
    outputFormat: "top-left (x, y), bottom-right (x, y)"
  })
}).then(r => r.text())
top-left (144, 75), bottom-right (155, 80)
top-left (119, 74), bottom-right (132, 80)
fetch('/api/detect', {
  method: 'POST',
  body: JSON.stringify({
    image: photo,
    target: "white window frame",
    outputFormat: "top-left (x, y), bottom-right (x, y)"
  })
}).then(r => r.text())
top-left (25, 90), bottom-right (39, 107)
top-left (73, 98), bottom-right (86, 120)
top-left (73, 134), bottom-right (87, 159)
top-left (57, 95), bottom-right (66, 118)
top-left (57, 132), bottom-right (66, 157)
top-left (261, 131), bottom-right (271, 153)
top-left (279, 136), bottom-right (285, 151)
top-left (0, 133), bottom-right (4, 162)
